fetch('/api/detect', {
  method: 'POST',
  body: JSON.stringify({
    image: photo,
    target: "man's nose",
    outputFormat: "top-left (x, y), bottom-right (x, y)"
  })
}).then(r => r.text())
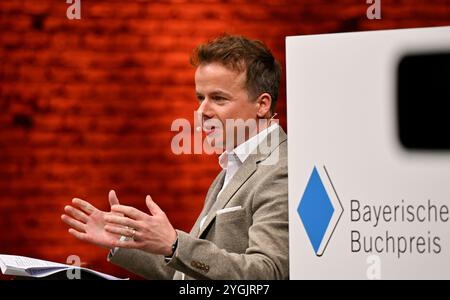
top-left (197, 98), bottom-right (213, 118)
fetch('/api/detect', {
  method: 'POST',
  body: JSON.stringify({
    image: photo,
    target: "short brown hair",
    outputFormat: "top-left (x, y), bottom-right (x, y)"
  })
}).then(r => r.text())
top-left (191, 34), bottom-right (281, 114)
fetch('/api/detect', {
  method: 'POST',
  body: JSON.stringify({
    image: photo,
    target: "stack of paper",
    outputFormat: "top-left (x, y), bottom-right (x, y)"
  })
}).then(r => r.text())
top-left (0, 254), bottom-right (126, 280)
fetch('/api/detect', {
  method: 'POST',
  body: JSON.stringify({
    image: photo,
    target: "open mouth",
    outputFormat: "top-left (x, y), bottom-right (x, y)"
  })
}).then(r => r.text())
top-left (202, 119), bottom-right (222, 137)
top-left (204, 125), bottom-right (216, 136)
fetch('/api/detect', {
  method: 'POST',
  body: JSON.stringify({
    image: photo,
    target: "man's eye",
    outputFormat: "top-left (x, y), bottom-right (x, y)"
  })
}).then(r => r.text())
top-left (197, 96), bottom-right (204, 102)
top-left (213, 96), bottom-right (226, 101)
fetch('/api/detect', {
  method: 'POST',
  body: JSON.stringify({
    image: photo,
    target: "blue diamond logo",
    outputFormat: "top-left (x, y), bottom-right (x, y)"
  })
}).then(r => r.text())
top-left (298, 166), bottom-right (335, 255)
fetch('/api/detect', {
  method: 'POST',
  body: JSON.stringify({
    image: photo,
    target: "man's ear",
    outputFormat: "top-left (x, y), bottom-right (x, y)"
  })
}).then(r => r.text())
top-left (256, 93), bottom-right (272, 118)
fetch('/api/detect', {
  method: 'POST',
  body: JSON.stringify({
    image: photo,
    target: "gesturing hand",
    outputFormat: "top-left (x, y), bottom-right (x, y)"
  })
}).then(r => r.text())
top-left (61, 190), bottom-right (123, 249)
top-left (104, 195), bottom-right (177, 256)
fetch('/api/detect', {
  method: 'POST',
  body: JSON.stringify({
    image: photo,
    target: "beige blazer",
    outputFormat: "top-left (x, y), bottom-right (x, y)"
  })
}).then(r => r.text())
top-left (109, 127), bottom-right (288, 280)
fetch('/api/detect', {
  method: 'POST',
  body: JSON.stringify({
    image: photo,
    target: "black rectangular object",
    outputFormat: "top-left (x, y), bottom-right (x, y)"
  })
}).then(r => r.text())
top-left (397, 52), bottom-right (450, 149)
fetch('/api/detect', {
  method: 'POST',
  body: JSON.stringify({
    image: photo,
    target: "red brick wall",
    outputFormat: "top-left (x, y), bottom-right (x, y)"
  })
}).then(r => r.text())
top-left (1, 0), bottom-right (449, 279)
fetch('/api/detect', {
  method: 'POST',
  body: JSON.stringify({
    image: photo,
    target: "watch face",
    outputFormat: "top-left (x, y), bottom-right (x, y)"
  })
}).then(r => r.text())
top-left (397, 52), bottom-right (450, 150)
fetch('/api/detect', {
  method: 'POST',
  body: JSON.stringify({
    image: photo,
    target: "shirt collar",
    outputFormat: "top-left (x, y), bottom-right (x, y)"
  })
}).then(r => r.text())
top-left (218, 123), bottom-right (279, 170)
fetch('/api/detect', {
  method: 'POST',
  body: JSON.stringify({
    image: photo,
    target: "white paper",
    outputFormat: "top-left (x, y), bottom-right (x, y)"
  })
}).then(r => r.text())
top-left (0, 254), bottom-right (126, 280)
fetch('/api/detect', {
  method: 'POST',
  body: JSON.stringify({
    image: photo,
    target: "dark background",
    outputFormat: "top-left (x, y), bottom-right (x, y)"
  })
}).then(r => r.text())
top-left (1, 0), bottom-right (450, 279)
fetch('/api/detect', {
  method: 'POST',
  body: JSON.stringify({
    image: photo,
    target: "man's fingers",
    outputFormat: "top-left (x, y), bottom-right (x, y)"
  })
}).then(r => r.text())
top-left (72, 198), bottom-right (96, 215)
top-left (104, 215), bottom-right (141, 230)
top-left (112, 237), bottom-right (139, 249)
top-left (104, 225), bottom-right (139, 240)
top-left (61, 214), bottom-right (86, 233)
top-left (110, 205), bottom-right (147, 220)
top-left (145, 195), bottom-right (163, 216)
top-left (68, 228), bottom-right (88, 241)
top-left (108, 190), bottom-right (124, 216)
top-left (64, 205), bottom-right (88, 223)
top-left (108, 190), bottom-right (120, 207)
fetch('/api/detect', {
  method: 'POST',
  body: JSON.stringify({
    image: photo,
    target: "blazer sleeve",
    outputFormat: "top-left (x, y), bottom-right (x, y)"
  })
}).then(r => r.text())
top-left (108, 247), bottom-right (176, 280)
top-left (108, 154), bottom-right (288, 280)
top-left (166, 159), bottom-right (289, 280)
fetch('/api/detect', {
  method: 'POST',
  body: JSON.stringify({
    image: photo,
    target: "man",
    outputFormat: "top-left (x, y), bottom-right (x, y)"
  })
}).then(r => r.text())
top-left (61, 35), bottom-right (288, 280)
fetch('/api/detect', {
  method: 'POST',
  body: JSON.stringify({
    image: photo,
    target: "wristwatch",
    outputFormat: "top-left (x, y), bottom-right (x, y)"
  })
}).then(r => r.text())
top-left (164, 237), bottom-right (178, 263)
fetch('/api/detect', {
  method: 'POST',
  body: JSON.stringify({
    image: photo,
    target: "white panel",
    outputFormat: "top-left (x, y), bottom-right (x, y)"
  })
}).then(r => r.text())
top-left (287, 26), bottom-right (450, 279)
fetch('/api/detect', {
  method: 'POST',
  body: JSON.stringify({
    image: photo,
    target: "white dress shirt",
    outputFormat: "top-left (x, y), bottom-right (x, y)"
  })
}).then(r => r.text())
top-left (199, 123), bottom-right (279, 230)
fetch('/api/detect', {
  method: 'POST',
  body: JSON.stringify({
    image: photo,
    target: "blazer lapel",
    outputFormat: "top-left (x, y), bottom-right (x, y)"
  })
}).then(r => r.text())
top-left (190, 171), bottom-right (225, 236)
top-left (196, 126), bottom-right (287, 238)
top-left (196, 158), bottom-right (258, 238)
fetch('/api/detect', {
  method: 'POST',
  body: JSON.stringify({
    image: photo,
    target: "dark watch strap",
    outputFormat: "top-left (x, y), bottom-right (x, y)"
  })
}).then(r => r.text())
top-left (164, 237), bottom-right (178, 262)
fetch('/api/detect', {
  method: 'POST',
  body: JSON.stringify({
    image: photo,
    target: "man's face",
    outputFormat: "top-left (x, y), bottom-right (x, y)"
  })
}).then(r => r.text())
top-left (195, 63), bottom-right (258, 151)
